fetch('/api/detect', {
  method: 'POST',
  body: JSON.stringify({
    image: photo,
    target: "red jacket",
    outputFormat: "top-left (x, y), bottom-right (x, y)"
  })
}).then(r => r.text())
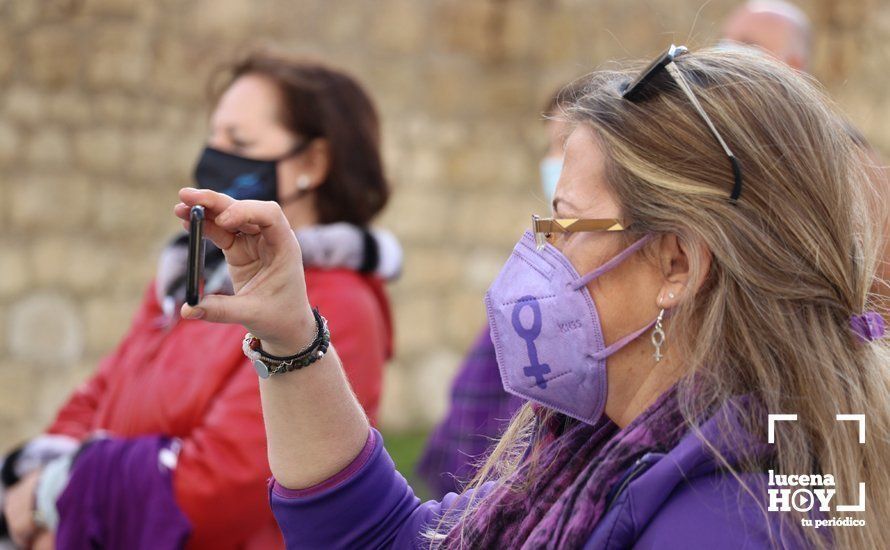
top-left (46, 268), bottom-right (393, 549)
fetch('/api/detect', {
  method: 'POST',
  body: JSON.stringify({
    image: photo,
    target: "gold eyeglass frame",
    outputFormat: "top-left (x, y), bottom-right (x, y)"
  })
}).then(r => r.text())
top-left (531, 214), bottom-right (629, 250)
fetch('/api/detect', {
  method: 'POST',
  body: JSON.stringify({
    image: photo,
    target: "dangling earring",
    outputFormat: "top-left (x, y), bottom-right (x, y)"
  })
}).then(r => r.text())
top-left (651, 308), bottom-right (666, 362)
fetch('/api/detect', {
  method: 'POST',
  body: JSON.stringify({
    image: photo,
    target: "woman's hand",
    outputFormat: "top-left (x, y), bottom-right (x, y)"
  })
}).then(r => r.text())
top-left (4, 470), bottom-right (40, 548)
top-left (175, 188), bottom-right (370, 489)
top-left (174, 188), bottom-right (315, 355)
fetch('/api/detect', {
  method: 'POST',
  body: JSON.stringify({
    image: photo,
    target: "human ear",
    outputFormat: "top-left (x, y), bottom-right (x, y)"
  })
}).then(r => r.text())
top-left (655, 233), bottom-right (712, 309)
top-left (295, 139), bottom-right (331, 189)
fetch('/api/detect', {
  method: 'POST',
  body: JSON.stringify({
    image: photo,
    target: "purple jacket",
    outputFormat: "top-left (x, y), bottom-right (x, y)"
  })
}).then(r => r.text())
top-left (270, 409), bottom-right (806, 549)
top-left (56, 436), bottom-right (191, 550)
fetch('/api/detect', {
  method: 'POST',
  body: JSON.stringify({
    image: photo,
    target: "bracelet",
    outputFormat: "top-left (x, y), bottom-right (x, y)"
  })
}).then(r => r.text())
top-left (242, 308), bottom-right (331, 379)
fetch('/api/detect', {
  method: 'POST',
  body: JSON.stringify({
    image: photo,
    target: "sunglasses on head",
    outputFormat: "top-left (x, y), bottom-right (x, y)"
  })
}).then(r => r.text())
top-left (622, 44), bottom-right (743, 204)
top-left (532, 45), bottom-right (743, 251)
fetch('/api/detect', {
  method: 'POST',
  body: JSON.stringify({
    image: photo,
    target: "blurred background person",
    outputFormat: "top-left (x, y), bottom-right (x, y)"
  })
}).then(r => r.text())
top-left (415, 79), bottom-right (585, 498)
top-left (721, 0), bottom-right (889, 316)
top-left (1, 51), bottom-right (400, 549)
top-left (721, 0), bottom-right (812, 71)
top-left (538, 82), bottom-right (584, 204)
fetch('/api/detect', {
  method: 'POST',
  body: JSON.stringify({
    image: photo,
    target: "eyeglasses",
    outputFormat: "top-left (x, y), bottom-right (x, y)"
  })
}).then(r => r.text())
top-left (622, 44), bottom-right (743, 203)
top-left (531, 214), bottom-right (629, 250)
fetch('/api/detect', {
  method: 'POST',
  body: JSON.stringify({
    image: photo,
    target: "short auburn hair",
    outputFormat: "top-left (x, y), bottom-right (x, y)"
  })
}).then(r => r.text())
top-left (210, 50), bottom-right (389, 226)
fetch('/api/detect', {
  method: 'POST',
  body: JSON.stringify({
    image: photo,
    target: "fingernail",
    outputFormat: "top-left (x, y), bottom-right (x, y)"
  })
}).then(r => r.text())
top-left (186, 308), bottom-right (205, 319)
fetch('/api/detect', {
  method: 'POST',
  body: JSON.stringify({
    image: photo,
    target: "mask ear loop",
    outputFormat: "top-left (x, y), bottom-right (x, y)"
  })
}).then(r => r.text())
top-left (589, 316), bottom-right (659, 360)
top-left (568, 233), bottom-right (671, 360)
top-left (569, 235), bottom-right (653, 291)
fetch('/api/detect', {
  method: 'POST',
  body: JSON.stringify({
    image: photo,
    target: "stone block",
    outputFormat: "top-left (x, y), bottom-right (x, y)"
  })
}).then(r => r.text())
top-left (48, 89), bottom-right (93, 126)
top-left (391, 292), bottom-right (442, 356)
top-left (498, 0), bottom-right (537, 61)
top-left (185, 0), bottom-right (257, 39)
top-left (80, 0), bottom-right (142, 17)
top-left (368, 0), bottom-right (427, 55)
top-left (30, 237), bottom-right (114, 293)
top-left (444, 288), bottom-right (487, 347)
top-left (150, 38), bottom-right (219, 101)
top-left (0, 242), bottom-right (30, 298)
top-left (25, 126), bottom-right (72, 166)
top-left (7, 292), bottom-right (84, 365)
top-left (0, 27), bottom-right (14, 84)
top-left (419, 60), bottom-right (483, 116)
top-left (452, 190), bottom-right (536, 248)
top-left (0, 363), bottom-right (38, 419)
top-left (85, 24), bottom-right (151, 89)
top-left (378, 359), bottom-right (410, 431)
top-left (105, 243), bottom-right (165, 296)
top-left (379, 347), bottom-right (463, 430)
top-left (73, 126), bottom-right (127, 173)
top-left (0, 121), bottom-right (23, 166)
top-left (9, 0), bottom-right (39, 26)
top-left (91, 92), bottom-right (137, 125)
top-left (409, 347), bottom-right (464, 426)
top-left (315, 0), bottom-right (369, 48)
top-left (3, 84), bottom-right (47, 124)
top-left (94, 180), bottom-right (178, 234)
top-left (377, 187), bottom-right (453, 245)
top-left (399, 246), bottom-right (462, 290)
top-left (126, 127), bottom-right (179, 180)
top-left (25, 24), bottom-right (81, 87)
top-left (0, 299), bottom-right (5, 354)
top-left (8, 172), bottom-right (92, 231)
top-left (431, 0), bottom-right (496, 59)
top-left (442, 123), bottom-right (535, 190)
top-left (462, 245), bottom-right (511, 291)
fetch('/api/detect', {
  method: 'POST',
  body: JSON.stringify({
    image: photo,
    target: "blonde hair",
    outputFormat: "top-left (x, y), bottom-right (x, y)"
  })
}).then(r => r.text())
top-left (436, 48), bottom-right (890, 549)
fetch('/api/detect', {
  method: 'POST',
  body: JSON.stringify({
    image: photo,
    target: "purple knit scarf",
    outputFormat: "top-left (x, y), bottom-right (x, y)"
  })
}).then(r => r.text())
top-left (445, 386), bottom-right (686, 549)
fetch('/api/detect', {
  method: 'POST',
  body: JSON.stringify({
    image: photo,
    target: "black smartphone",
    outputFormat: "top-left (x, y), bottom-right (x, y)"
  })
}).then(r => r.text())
top-left (186, 205), bottom-right (205, 307)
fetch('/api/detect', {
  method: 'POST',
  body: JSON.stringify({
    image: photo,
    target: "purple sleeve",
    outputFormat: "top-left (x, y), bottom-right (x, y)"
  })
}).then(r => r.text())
top-left (270, 429), bottom-right (492, 548)
top-left (56, 436), bottom-right (191, 550)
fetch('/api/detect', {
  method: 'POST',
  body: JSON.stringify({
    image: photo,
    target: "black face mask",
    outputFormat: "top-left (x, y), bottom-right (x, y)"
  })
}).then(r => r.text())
top-left (192, 142), bottom-right (311, 202)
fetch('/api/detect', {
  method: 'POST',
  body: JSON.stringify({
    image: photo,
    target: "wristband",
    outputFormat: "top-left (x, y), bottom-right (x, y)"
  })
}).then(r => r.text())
top-left (242, 308), bottom-right (330, 379)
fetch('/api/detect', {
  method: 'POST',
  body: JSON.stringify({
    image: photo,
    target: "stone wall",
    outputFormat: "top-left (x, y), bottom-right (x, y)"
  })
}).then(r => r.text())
top-left (1, 0), bottom-right (887, 445)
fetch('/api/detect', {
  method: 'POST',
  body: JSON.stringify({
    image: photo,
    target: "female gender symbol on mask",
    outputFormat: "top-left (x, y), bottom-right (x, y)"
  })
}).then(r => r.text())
top-left (511, 296), bottom-right (552, 389)
top-left (486, 231), bottom-right (657, 425)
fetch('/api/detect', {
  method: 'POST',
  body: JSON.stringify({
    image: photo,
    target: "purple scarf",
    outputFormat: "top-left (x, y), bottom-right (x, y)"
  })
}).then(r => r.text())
top-left (446, 386), bottom-right (686, 549)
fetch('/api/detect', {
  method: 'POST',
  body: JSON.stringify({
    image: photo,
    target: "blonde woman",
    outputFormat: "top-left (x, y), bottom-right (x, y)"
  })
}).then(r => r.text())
top-left (174, 46), bottom-right (888, 549)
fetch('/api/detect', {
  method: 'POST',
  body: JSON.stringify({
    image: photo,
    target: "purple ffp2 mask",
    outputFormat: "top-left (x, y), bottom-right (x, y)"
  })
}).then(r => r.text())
top-left (484, 230), bottom-right (658, 425)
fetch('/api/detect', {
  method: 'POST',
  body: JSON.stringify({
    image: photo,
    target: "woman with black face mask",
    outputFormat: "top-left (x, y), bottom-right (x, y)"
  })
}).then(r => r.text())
top-left (0, 51), bottom-right (400, 550)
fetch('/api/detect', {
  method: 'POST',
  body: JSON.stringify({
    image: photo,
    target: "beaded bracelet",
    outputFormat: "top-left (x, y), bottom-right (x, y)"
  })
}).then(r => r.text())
top-left (242, 308), bottom-right (331, 379)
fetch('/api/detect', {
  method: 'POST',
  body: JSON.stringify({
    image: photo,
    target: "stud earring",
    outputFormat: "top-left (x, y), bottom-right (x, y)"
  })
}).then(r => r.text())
top-left (651, 308), bottom-right (666, 362)
top-left (296, 175), bottom-right (311, 191)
